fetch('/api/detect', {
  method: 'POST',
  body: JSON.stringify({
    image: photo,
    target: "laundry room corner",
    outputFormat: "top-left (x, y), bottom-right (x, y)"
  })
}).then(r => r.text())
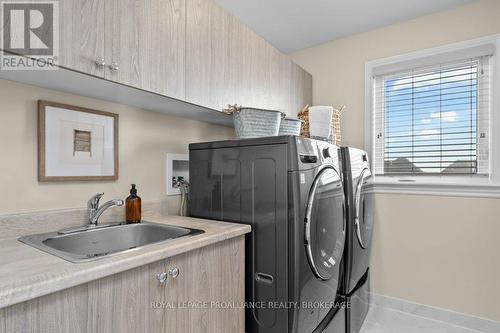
top-left (291, 0), bottom-right (500, 323)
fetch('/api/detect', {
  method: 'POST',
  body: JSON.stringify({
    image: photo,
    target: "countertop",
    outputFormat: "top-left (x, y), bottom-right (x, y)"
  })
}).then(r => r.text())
top-left (0, 214), bottom-right (251, 309)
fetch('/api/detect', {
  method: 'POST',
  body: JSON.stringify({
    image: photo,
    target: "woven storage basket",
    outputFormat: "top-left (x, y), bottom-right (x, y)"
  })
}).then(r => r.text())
top-left (298, 105), bottom-right (346, 145)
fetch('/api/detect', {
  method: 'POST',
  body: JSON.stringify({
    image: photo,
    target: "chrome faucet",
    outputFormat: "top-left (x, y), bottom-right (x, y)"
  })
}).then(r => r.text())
top-left (58, 193), bottom-right (124, 235)
top-left (87, 193), bottom-right (124, 226)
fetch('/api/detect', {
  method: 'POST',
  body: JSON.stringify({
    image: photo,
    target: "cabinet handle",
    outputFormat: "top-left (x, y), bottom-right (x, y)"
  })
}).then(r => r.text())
top-left (156, 272), bottom-right (167, 283)
top-left (109, 62), bottom-right (120, 71)
top-left (95, 57), bottom-right (106, 67)
top-left (168, 267), bottom-right (180, 279)
top-left (156, 268), bottom-right (179, 284)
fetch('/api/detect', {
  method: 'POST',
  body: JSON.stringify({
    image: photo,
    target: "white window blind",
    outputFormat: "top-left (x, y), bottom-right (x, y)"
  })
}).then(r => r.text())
top-left (373, 56), bottom-right (491, 176)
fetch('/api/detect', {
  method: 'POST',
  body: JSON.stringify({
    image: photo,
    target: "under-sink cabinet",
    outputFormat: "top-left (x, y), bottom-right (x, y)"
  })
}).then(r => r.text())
top-left (0, 236), bottom-right (245, 333)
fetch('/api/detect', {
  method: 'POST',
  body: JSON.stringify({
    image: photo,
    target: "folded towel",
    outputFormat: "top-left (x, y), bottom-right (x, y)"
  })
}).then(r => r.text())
top-left (309, 106), bottom-right (333, 139)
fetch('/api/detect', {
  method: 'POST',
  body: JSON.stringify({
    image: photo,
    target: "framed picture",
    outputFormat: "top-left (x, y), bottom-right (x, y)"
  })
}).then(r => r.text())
top-left (38, 100), bottom-right (119, 181)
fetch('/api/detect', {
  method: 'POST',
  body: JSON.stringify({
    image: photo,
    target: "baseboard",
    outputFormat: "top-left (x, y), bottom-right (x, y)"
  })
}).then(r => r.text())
top-left (369, 293), bottom-right (500, 333)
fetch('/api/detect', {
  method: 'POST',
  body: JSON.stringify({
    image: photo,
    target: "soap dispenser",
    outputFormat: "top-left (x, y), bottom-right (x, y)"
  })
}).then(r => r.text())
top-left (126, 184), bottom-right (142, 223)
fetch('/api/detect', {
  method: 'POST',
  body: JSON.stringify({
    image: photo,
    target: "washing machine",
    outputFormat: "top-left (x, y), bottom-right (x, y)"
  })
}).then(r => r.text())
top-left (339, 147), bottom-right (375, 333)
top-left (189, 136), bottom-right (346, 333)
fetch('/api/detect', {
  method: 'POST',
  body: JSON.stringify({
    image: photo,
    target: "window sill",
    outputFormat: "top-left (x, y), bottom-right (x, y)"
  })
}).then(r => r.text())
top-left (368, 177), bottom-right (500, 198)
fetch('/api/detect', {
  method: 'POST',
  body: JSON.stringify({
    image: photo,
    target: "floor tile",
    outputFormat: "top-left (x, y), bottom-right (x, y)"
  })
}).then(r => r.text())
top-left (360, 306), bottom-right (485, 333)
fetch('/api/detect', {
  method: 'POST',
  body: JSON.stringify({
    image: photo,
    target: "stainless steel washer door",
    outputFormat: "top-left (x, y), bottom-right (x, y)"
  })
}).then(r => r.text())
top-left (304, 166), bottom-right (346, 281)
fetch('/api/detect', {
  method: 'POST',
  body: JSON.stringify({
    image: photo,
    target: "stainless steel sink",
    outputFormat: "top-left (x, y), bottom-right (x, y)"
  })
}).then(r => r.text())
top-left (19, 222), bottom-right (203, 263)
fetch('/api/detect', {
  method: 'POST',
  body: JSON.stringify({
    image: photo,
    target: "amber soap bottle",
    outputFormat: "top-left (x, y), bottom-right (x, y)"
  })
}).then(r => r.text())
top-left (126, 184), bottom-right (142, 223)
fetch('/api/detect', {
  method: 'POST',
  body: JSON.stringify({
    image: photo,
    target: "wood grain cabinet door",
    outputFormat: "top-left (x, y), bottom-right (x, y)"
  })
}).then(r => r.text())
top-left (164, 236), bottom-right (245, 332)
top-left (232, 26), bottom-right (310, 115)
top-left (229, 22), bottom-right (271, 110)
top-left (58, 0), bottom-right (105, 77)
top-left (185, 0), bottom-right (238, 111)
top-left (186, 0), bottom-right (309, 115)
top-left (0, 259), bottom-right (170, 333)
top-left (269, 49), bottom-right (293, 114)
top-left (186, 0), bottom-right (284, 112)
top-left (104, 0), bottom-right (186, 100)
top-left (91, 259), bottom-right (169, 333)
top-left (92, 237), bottom-right (245, 333)
top-left (289, 63), bottom-right (313, 117)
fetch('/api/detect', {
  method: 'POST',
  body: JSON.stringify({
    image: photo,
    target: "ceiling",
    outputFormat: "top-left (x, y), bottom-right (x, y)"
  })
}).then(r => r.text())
top-left (214, 0), bottom-right (475, 53)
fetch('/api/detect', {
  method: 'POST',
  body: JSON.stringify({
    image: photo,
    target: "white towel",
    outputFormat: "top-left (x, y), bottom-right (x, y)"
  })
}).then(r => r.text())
top-left (309, 106), bottom-right (333, 138)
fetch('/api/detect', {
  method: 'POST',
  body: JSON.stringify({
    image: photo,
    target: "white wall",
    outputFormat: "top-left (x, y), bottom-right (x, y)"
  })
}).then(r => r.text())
top-left (291, 0), bottom-right (500, 321)
top-left (0, 79), bottom-right (234, 215)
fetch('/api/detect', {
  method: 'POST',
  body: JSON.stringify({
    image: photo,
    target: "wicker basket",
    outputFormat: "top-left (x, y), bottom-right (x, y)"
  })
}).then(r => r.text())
top-left (298, 105), bottom-right (346, 145)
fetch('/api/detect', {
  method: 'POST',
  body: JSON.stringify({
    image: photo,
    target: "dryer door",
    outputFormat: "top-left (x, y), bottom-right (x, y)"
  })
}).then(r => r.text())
top-left (354, 168), bottom-right (374, 249)
top-left (304, 166), bottom-right (345, 281)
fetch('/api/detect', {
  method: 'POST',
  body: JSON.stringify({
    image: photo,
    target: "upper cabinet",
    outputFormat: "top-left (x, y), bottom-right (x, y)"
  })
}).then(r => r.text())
top-left (59, 0), bottom-right (105, 76)
top-left (104, 0), bottom-right (185, 99)
top-left (57, 0), bottom-right (311, 117)
top-left (186, 0), bottom-right (311, 115)
top-left (290, 62), bottom-right (313, 116)
top-left (231, 22), bottom-right (275, 110)
top-left (185, 0), bottom-right (238, 111)
top-left (59, 0), bottom-right (185, 100)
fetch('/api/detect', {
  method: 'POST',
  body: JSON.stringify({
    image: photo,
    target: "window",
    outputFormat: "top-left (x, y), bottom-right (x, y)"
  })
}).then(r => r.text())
top-left (365, 37), bottom-right (500, 196)
top-left (373, 57), bottom-right (491, 176)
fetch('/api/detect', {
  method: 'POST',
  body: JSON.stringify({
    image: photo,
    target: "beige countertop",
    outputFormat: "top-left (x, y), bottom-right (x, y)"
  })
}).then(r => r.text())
top-left (0, 214), bottom-right (251, 310)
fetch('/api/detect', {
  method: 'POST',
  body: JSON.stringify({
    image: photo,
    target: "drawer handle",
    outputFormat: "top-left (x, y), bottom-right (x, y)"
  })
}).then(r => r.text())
top-left (255, 272), bottom-right (274, 284)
